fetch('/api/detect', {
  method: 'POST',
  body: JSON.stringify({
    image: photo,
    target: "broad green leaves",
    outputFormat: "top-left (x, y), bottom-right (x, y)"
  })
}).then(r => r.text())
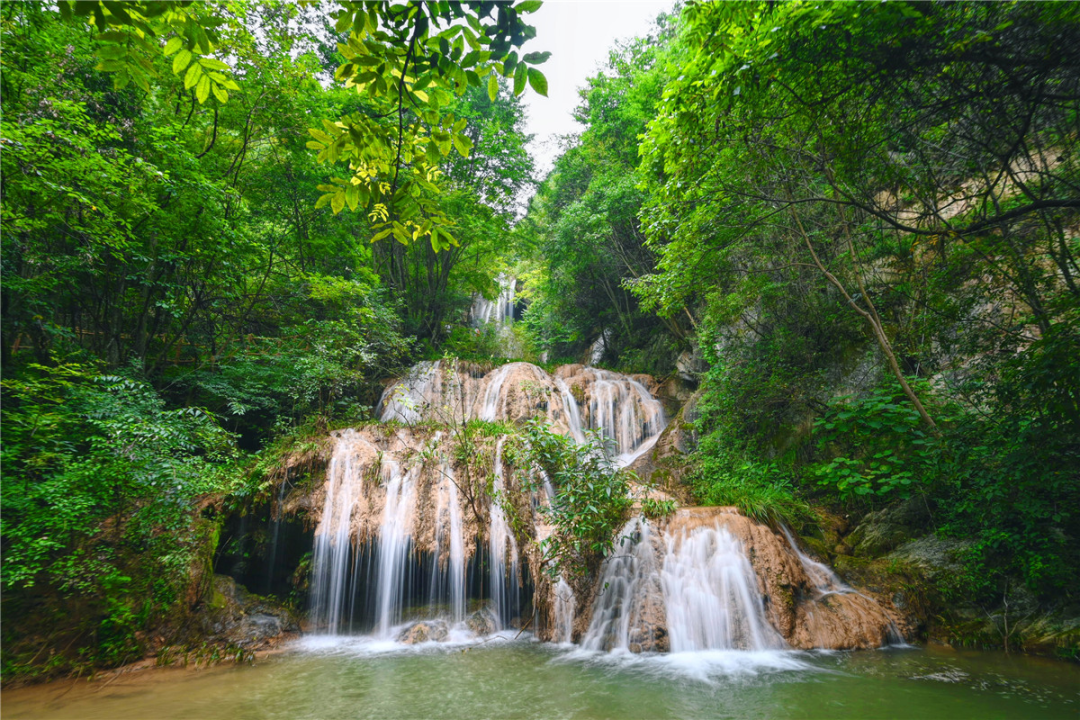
top-left (59, 1), bottom-right (239, 102)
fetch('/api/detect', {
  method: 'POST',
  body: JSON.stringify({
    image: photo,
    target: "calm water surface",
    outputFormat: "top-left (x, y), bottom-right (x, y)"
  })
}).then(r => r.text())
top-left (5, 635), bottom-right (1078, 719)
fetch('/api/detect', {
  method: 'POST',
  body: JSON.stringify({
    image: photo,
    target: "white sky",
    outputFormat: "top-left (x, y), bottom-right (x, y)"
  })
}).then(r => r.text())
top-left (517, 0), bottom-right (675, 178)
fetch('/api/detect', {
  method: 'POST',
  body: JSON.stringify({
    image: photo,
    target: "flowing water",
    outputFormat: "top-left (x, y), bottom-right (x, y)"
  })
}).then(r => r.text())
top-left (6, 641), bottom-right (1077, 719)
top-left (32, 358), bottom-right (1070, 719)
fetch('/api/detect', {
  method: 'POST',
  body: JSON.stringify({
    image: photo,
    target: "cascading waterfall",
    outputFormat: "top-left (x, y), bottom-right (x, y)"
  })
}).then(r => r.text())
top-left (374, 460), bottom-right (418, 637)
top-left (305, 359), bottom-right (896, 654)
top-left (470, 274), bottom-right (516, 327)
top-left (488, 437), bottom-right (521, 629)
top-left (661, 523), bottom-right (782, 652)
top-left (553, 577), bottom-right (576, 644)
top-left (581, 518), bottom-right (663, 652)
top-left (310, 430), bottom-right (369, 634)
top-left (779, 524), bottom-right (853, 597)
top-left (429, 452), bottom-right (466, 622)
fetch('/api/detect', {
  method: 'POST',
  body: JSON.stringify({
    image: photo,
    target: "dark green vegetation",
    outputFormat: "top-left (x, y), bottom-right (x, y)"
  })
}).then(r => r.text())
top-left (521, 1), bottom-right (1079, 656)
top-left (2, 0), bottom-right (1079, 684)
top-left (1, 0), bottom-right (543, 680)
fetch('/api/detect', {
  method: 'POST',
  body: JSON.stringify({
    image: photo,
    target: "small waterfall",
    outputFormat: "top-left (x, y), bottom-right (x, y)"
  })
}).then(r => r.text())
top-left (264, 479), bottom-right (288, 593)
top-left (430, 457), bottom-right (467, 623)
top-left (580, 369), bottom-right (667, 466)
top-left (554, 376), bottom-right (586, 443)
top-left (581, 518), bottom-right (662, 652)
top-left (488, 437), bottom-right (521, 629)
top-left (374, 460), bottom-right (418, 637)
top-left (779, 525), bottom-right (853, 597)
top-left (471, 274), bottom-right (516, 327)
top-left (377, 360), bottom-right (443, 424)
top-left (310, 430), bottom-right (369, 633)
top-left (478, 363), bottom-right (518, 421)
top-left (553, 577), bottom-right (576, 644)
top-left (661, 523), bottom-right (783, 652)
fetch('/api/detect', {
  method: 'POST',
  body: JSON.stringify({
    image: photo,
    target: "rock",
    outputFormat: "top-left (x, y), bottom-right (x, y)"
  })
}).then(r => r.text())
top-left (202, 575), bottom-right (299, 647)
top-left (466, 608), bottom-right (498, 636)
top-left (397, 620), bottom-right (449, 644)
top-left (888, 534), bottom-right (972, 581)
top-left (847, 497), bottom-right (932, 557)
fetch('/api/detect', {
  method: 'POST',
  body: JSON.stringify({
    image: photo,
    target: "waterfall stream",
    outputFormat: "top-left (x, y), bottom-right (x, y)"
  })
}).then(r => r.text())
top-left (306, 359), bottom-right (895, 655)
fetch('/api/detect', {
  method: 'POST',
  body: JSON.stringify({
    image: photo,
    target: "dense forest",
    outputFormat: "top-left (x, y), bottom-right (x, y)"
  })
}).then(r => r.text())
top-left (2, 0), bottom-right (1078, 688)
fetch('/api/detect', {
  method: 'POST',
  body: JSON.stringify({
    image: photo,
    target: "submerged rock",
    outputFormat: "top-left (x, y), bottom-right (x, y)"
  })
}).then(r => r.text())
top-left (397, 620), bottom-right (450, 644)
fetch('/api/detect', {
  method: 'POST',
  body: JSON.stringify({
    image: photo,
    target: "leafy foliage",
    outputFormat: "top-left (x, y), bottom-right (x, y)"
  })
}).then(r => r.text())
top-left (517, 421), bottom-right (632, 579)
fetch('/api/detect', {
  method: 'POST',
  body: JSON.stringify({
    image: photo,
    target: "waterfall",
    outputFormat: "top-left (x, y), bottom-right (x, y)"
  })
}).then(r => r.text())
top-left (310, 430), bottom-right (369, 633)
top-left (377, 360), bottom-right (443, 424)
top-left (471, 274), bottom-right (516, 327)
top-left (488, 437), bottom-right (521, 629)
top-left (661, 523), bottom-right (783, 652)
top-left (779, 524), bottom-right (854, 597)
top-left (553, 577), bottom-right (576, 644)
top-left (305, 360), bottom-right (897, 653)
top-left (554, 376), bottom-right (586, 443)
top-left (580, 518), bottom-right (663, 652)
top-left (430, 452), bottom-right (466, 622)
top-left (579, 369), bottom-right (667, 467)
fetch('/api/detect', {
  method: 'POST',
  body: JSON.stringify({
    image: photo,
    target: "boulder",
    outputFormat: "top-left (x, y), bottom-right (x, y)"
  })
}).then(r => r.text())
top-left (466, 608), bottom-right (498, 636)
top-left (203, 575), bottom-right (299, 647)
top-left (847, 497), bottom-right (932, 557)
top-left (397, 620), bottom-right (450, 644)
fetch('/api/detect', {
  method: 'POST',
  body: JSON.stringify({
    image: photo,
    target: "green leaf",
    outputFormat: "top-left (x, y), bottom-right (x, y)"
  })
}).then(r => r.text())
top-left (527, 67), bottom-right (548, 97)
top-left (211, 83), bottom-right (228, 104)
top-left (513, 64), bottom-right (527, 95)
top-left (173, 49), bottom-right (193, 74)
top-left (487, 72), bottom-right (499, 101)
top-left (522, 51), bottom-right (551, 64)
top-left (452, 133), bottom-right (472, 158)
top-left (198, 57), bottom-right (229, 71)
top-left (163, 37), bottom-right (183, 56)
top-left (183, 61), bottom-right (202, 89)
top-left (516, 1), bottom-right (543, 13)
top-left (331, 191), bottom-right (345, 215)
top-left (195, 75), bottom-right (211, 104)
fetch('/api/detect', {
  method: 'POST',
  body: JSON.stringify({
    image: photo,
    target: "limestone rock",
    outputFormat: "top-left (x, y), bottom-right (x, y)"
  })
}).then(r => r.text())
top-left (203, 575), bottom-right (299, 648)
top-left (397, 620), bottom-right (450, 644)
top-left (466, 608), bottom-right (498, 636)
top-left (847, 497), bottom-right (932, 557)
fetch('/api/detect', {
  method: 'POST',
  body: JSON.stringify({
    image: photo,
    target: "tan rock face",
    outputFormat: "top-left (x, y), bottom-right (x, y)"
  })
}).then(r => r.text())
top-left (573, 508), bottom-right (901, 653)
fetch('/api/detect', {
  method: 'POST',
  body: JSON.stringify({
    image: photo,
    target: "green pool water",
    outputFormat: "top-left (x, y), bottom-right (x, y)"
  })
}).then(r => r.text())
top-left (5, 637), bottom-right (1077, 719)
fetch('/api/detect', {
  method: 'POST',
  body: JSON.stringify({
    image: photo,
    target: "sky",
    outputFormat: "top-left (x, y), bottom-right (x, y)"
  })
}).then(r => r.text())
top-left (516, 0), bottom-right (675, 178)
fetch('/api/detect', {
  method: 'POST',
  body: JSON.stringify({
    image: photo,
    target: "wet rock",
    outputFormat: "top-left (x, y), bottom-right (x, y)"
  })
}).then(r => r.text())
top-left (847, 497), bottom-right (932, 557)
top-left (888, 534), bottom-right (971, 581)
top-left (466, 608), bottom-right (498, 636)
top-left (397, 620), bottom-right (450, 644)
top-left (203, 575), bottom-right (299, 647)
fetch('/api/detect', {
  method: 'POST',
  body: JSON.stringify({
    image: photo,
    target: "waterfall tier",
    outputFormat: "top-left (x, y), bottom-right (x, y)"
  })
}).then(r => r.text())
top-left (376, 361), bottom-right (666, 467)
top-left (575, 508), bottom-right (901, 652)
top-left (306, 360), bottom-right (901, 654)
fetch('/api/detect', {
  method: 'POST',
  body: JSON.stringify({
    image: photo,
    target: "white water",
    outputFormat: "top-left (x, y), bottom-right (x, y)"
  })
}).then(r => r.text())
top-left (580, 517), bottom-right (661, 652)
top-left (779, 524), bottom-right (854, 597)
top-left (553, 577), bottom-right (576, 644)
top-left (374, 460), bottom-right (418, 637)
top-left (488, 437), bottom-right (521, 629)
top-left (662, 524), bottom-right (783, 652)
top-left (430, 445), bottom-right (466, 622)
top-left (579, 369), bottom-right (667, 467)
top-left (310, 430), bottom-right (368, 633)
top-left (471, 274), bottom-right (516, 327)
